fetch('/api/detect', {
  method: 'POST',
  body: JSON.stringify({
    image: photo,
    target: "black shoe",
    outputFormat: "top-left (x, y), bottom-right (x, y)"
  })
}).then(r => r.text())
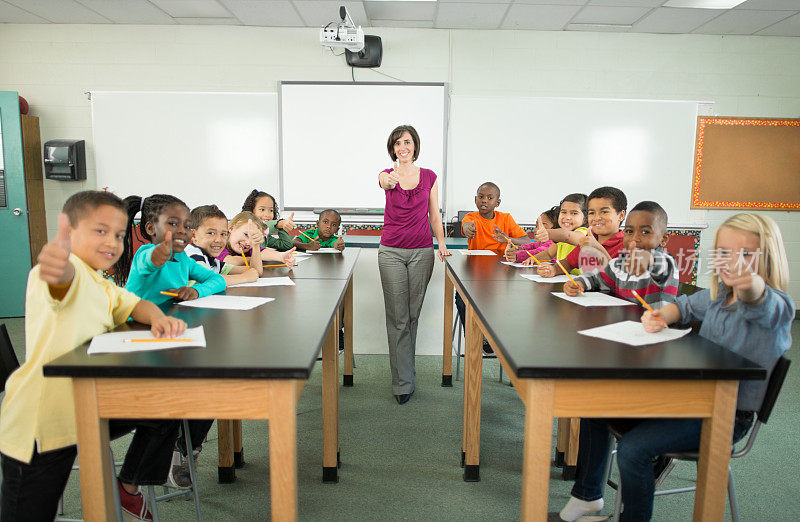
top-left (339, 328), bottom-right (345, 352)
top-left (482, 340), bottom-right (493, 354)
top-left (394, 391), bottom-right (413, 404)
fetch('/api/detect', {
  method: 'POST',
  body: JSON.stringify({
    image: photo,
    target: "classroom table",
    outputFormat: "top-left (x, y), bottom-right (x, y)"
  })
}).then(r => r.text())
top-left (44, 278), bottom-right (350, 522)
top-left (215, 248), bottom-right (362, 484)
top-left (444, 256), bottom-right (766, 521)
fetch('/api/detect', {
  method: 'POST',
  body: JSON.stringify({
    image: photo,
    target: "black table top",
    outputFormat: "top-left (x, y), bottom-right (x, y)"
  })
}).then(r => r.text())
top-left (445, 254), bottom-right (525, 281)
top-left (263, 247), bottom-right (360, 280)
top-left (44, 278), bottom-right (349, 380)
top-left (449, 268), bottom-right (765, 381)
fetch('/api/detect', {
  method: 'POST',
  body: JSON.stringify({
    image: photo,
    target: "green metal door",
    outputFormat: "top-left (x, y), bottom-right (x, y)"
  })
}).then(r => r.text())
top-left (0, 91), bottom-right (33, 317)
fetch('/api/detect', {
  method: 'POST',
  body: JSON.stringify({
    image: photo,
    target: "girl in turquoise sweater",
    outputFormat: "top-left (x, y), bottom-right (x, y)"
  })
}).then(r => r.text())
top-left (115, 194), bottom-right (226, 305)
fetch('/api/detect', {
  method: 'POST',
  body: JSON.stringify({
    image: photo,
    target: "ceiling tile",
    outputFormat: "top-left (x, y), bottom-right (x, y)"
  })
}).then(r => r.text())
top-left (633, 7), bottom-right (722, 33)
top-left (174, 17), bottom-right (241, 24)
top-left (435, 2), bottom-right (510, 29)
top-left (76, 0), bottom-right (177, 24)
top-left (218, 0), bottom-right (304, 26)
top-left (572, 6), bottom-right (652, 25)
top-left (514, 0), bottom-right (584, 5)
top-left (365, 1), bottom-right (437, 20)
top-left (5, 0), bottom-right (111, 23)
top-left (693, 9), bottom-right (795, 34)
top-left (438, 0), bottom-right (512, 3)
top-left (371, 19), bottom-right (435, 28)
top-left (148, 0), bottom-right (232, 18)
top-left (293, 1), bottom-right (369, 27)
top-left (0, 1), bottom-right (50, 22)
top-left (736, 0), bottom-right (800, 9)
top-left (501, 4), bottom-right (582, 30)
top-left (588, 0), bottom-right (664, 6)
top-left (755, 11), bottom-right (800, 35)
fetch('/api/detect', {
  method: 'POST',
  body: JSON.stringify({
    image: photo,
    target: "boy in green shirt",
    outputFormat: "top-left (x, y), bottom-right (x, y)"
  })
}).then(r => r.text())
top-left (293, 209), bottom-right (345, 251)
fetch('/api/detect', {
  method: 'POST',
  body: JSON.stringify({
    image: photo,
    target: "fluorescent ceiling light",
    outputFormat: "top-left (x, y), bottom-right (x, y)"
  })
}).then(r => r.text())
top-left (664, 0), bottom-right (747, 8)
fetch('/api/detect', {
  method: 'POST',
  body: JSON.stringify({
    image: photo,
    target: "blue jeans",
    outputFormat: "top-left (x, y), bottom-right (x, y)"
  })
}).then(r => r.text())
top-left (571, 413), bottom-right (753, 522)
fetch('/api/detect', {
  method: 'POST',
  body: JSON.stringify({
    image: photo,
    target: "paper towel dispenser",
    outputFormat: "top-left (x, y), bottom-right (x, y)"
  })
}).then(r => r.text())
top-left (44, 139), bottom-right (86, 181)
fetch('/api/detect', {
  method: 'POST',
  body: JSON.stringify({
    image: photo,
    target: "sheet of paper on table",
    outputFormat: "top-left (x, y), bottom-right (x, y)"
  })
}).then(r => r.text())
top-left (521, 273), bottom-right (570, 283)
top-left (178, 295), bottom-right (274, 310)
top-left (578, 320), bottom-right (692, 347)
top-left (501, 261), bottom-right (536, 268)
top-left (551, 291), bottom-right (633, 307)
top-left (305, 248), bottom-right (341, 254)
top-left (459, 250), bottom-right (496, 256)
top-left (229, 276), bottom-right (295, 288)
top-left (88, 326), bottom-right (206, 355)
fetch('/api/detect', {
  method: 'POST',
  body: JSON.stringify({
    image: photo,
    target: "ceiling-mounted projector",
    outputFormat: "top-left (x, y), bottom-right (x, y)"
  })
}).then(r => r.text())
top-left (320, 6), bottom-right (365, 53)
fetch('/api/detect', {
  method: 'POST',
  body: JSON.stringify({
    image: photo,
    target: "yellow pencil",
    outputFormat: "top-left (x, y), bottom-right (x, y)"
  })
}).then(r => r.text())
top-left (525, 251), bottom-right (542, 265)
top-left (631, 290), bottom-right (668, 327)
top-left (264, 263), bottom-right (287, 268)
top-left (160, 291), bottom-right (180, 297)
top-left (241, 249), bottom-right (250, 269)
top-left (554, 259), bottom-right (583, 293)
top-left (125, 338), bottom-right (193, 343)
top-left (298, 230), bottom-right (315, 242)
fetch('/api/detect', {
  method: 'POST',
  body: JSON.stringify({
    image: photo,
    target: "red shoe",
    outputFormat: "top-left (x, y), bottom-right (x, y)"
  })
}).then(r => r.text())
top-left (118, 480), bottom-right (153, 521)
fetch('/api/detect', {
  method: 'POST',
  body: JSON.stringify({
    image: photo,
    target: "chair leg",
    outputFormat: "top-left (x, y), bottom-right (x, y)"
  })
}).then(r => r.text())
top-left (727, 467), bottom-right (739, 522)
top-left (498, 364), bottom-right (503, 383)
top-left (57, 495), bottom-right (64, 515)
top-left (612, 480), bottom-right (623, 522)
top-left (147, 485), bottom-right (160, 522)
top-left (454, 316), bottom-right (463, 382)
top-left (182, 420), bottom-right (203, 522)
top-left (111, 448), bottom-right (123, 522)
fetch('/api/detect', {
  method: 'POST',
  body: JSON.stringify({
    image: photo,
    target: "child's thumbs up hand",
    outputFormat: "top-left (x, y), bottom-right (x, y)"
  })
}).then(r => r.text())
top-left (534, 216), bottom-right (549, 243)
top-left (38, 213), bottom-right (75, 285)
top-left (281, 247), bottom-right (297, 269)
top-left (278, 212), bottom-right (296, 233)
top-left (151, 230), bottom-right (173, 267)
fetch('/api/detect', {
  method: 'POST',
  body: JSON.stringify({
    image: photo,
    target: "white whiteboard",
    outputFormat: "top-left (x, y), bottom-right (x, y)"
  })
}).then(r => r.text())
top-left (448, 96), bottom-right (702, 224)
top-left (279, 82), bottom-right (447, 212)
top-left (92, 91), bottom-right (279, 219)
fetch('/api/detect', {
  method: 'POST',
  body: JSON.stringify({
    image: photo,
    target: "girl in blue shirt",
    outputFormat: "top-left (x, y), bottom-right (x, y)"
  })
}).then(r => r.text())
top-left (561, 213), bottom-right (793, 522)
top-left (115, 194), bottom-right (226, 305)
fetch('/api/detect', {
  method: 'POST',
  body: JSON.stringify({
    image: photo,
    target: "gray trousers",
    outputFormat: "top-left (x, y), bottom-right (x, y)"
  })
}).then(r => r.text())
top-left (378, 244), bottom-right (435, 395)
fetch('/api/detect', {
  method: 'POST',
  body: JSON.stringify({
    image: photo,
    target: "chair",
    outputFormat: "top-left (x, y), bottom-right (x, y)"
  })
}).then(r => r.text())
top-left (604, 356), bottom-right (792, 521)
top-left (452, 308), bottom-right (503, 383)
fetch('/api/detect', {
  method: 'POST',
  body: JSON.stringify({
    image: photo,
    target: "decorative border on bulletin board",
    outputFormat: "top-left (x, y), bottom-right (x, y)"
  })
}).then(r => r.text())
top-left (692, 116), bottom-right (800, 210)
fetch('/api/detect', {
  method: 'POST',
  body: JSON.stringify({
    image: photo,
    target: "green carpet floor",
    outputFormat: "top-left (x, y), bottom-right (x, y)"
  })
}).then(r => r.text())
top-left (2, 318), bottom-right (798, 521)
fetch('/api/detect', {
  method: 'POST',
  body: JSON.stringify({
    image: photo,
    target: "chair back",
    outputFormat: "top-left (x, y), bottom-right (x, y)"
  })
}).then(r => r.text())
top-left (0, 324), bottom-right (22, 393)
top-left (757, 356), bottom-right (791, 424)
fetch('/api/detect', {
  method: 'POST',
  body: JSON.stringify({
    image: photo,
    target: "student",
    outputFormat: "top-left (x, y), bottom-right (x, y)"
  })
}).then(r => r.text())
top-left (220, 211), bottom-right (297, 267)
top-left (560, 213), bottom-right (794, 522)
top-left (186, 204), bottom-right (263, 286)
top-left (461, 181), bottom-right (530, 256)
top-left (117, 194), bottom-right (227, 305)
top-left (0, 191), bottom-right (186, 522)
top-left (504, 205), bottom-right (558, 263)
top-left (293, 209), bottom-right (345, 252)
top-left (564, 201), bottom-right (679, 309)
top-left (241, 189), bottom-right (295, 251)
top-left (539, 187), bottom-right (626, 277)
top-left (520, 194), bottom-right (589, 271)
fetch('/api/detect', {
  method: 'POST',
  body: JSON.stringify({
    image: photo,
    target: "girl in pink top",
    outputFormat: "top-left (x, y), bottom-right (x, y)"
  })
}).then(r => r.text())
top-left (377, 125), bottom-right (450, 404)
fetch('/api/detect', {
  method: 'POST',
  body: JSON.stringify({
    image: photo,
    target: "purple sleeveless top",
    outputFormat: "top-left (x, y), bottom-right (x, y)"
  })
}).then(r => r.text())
top-left (380, 167), bottom-right (436, 250)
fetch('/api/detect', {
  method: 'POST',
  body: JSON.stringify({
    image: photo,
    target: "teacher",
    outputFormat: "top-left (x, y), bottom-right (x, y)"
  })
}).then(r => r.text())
top-left (378, 125), bottom-right (450, 405)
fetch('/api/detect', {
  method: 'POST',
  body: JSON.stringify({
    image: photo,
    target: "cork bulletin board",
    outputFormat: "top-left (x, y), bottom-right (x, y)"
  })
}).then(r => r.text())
top-left (691, 116), bottom-right (800, 210)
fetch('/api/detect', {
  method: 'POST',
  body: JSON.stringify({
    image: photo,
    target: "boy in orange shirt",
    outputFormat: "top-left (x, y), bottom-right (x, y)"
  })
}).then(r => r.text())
top-left (458, 182), bottom-right (530, 353)
top-left (461, 182), bottom-right (530, 255)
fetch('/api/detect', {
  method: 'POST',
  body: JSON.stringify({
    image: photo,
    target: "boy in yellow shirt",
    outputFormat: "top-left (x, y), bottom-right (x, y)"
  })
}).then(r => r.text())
top-left (0, 191), bottom-right (186, 522)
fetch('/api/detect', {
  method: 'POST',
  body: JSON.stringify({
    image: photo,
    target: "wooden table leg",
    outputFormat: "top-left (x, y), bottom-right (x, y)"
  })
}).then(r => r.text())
top-left (233, 419), bottom-right (245, 468)
top-left (463, 304), bottom-right (483, 482)
top-left (555, 419), bottom-right (567, 467)
top-left (322, 315), bottom-right (339, 483)
top-left (521, 379), bottom-right (555, 522)
top-left (343, 277), bottom-right (354, 387)
top-left (442, 269), bottom-right (454, 387)
top-left (73, 379), bottom-right (115, 522)
top-left (217, 419), bottom-right (236, 483)
top-left (562, 418), bottom-right (580, 480)
top-left (693, 381), bottom-right (738, 522)
top-left (268, 380), bottom-right (298, 522)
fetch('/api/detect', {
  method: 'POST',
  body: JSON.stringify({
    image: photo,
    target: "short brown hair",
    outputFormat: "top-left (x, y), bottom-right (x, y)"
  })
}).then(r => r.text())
top-left (63, 190), bottom-right (126, 226)
top-left (191, 204), bottom-right (227, 229)
top-left (387, 125), bottom-right (420, 162)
